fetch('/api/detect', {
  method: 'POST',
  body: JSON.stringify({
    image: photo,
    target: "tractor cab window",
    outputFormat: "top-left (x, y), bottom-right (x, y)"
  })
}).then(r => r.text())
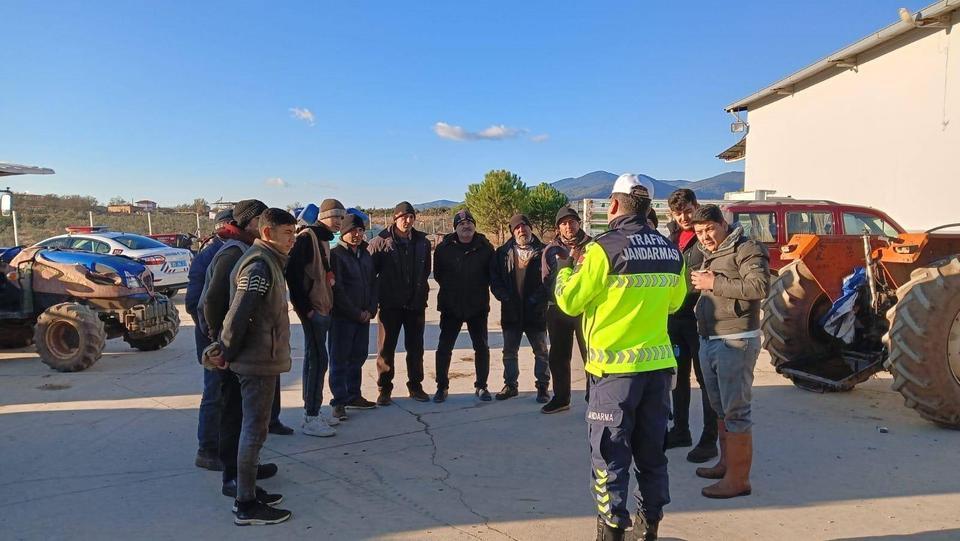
top-left (786, 212), bottom-right (835, 236)
top-left (733, 212), bottom-right (777, 243)
top-left (843, 212), bottom-right (899, 236)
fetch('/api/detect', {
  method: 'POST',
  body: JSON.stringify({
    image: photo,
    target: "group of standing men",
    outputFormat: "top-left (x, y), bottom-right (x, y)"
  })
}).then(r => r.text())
top-left (551, 175), bottom-right (770, 541)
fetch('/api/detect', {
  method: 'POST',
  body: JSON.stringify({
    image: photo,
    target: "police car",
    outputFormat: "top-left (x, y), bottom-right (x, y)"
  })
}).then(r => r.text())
top-left (35, 226), bottom-right (193, 297)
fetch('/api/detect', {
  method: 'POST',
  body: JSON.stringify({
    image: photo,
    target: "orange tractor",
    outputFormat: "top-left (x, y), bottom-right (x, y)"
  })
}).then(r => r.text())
top-left (763, 226), bottom-right (960, 429)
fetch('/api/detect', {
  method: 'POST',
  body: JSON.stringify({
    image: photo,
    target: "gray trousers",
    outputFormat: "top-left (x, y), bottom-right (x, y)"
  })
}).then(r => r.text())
top-left (237, 374), bottom-right (278, 502)
top-left (698, 336), bottom-right (760, 433)
top-left (502, 328), bottom-right (550, 388)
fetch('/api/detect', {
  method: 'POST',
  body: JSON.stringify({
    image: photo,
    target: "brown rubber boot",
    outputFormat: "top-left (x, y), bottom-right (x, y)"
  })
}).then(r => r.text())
top-left (695, 419), bottom-right (726, 479)
top-left (702, 431), bottom-right (752, 499)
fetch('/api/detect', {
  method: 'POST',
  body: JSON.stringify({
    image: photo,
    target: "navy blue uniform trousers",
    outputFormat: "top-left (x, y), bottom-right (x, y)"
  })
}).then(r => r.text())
top-left (587, 369), bottom-right (672, 529)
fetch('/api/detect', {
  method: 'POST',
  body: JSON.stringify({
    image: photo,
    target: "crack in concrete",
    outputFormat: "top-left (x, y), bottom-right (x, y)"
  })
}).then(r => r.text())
top-left (394, 401), bottom-right (520, 541)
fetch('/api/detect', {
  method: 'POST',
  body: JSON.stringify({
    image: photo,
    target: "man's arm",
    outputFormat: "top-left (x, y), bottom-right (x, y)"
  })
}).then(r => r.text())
top-left (331, 252), bottom-right (364, 322)
top-left (668, 263), bottom-right (688, 314)
top-left (554, 242), bottom-right (609, 317)
top-left (219, 260), bottom-right (270, 361)
top-left (712, 242), bottom-right (770, 301)
top-left (489, 251), bottom-right (510, 302)
top-left (202, 247), bottom-right (243, 339)
top-left (285, 234), bottom-right (313, 317)
top-left (433, 245), bottom-right (446, 288)
top-left (185, 242), bottom-right (217, 316)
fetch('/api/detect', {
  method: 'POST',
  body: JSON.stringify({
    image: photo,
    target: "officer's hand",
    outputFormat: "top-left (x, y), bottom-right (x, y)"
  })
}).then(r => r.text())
top-left (691, 270), bottom-right (715, 291)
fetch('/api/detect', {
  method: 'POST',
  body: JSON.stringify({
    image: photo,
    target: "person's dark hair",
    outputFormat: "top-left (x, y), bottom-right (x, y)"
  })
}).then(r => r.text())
top-left (691, 204), bottom-right (725, 225)
top-left (647, 207), bottom-right (659, 228)
top-left (611, 192), bottom-right (651, 217)
top-left (260, 208), bottom-right (297, 228)
top-left (667, 189), bottom-right (698, 212)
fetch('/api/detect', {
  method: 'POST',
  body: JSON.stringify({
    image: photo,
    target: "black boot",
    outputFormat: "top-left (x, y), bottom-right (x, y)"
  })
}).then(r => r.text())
top-left (597, 516), bottom-right (625, 541)
top-left (686, 423), bottom-right (719, 463)
top-left (495, 385), bottom-right (518, 400)
top-left (664, 426), bottom-right (692, 449)
top-left (626, 514), bottom-right (659, 541)
top-left (233, 499), bottom-right (292, 526)
top-left (535, 384), bottom-right (550, 404)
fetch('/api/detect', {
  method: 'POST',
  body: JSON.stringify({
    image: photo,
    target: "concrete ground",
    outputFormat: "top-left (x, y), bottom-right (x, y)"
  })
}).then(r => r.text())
top-left (1, 284), bottom-right (958, 541)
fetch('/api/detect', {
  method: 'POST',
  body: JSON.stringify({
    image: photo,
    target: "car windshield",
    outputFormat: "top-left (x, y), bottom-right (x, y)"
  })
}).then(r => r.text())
top-left (113, 234), bottom-right (168, 250)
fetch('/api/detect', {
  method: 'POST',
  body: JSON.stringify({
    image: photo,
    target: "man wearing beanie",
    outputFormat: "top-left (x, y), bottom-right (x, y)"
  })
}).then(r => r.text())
top-left (368, 201), bottom-right (432, 404)
top-left (432, 209), bottom-right (495, 402)
top-left (197, 199), bottom-right (286, 500)
top-left (328, 214), bottom-right (379, 420)
top-left (286, 198), bottom-right (346, 436)
top-left (490, 213), bottom-right (550, 402)
top-left (540, 206), bottom-right (592, 414)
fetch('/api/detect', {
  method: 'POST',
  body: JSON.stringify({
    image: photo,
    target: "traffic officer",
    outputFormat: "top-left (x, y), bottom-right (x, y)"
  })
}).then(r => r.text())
top-left (555, 173), bottom-right (686, 541)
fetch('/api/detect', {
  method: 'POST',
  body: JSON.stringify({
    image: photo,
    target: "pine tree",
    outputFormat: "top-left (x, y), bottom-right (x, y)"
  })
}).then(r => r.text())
top-left (463, 169), bottom-right (529, 243)
top-left (524, 182), bottom-right (569, 237)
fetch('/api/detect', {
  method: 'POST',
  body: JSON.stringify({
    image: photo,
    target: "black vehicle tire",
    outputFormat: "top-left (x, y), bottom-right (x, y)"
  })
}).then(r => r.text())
top-left (883, 257), bottom-right (960, 429)
top-left (124, 306), bottom-right (180, 351)
top-left (761, 260), bottom-right (857, 391)
top-left (34, 303), bottom-right (106, 372)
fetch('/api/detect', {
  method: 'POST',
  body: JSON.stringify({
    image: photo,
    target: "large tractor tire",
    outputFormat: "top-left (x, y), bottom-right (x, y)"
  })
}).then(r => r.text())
top-left (762, 260), bottom-right (858, 391)
top-left (883, 257), bottom-right (960, 429)
top-left (34, 303), bottom-right (107, 372)
top-left (124, 307), bottom-right (180, 351)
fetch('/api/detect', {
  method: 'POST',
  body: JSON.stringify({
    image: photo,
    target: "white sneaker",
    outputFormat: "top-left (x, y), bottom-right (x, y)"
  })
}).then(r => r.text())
top-left (319, 410), bottom-right (340, 427)
top-left (302, 415), bottom-right (336, 437)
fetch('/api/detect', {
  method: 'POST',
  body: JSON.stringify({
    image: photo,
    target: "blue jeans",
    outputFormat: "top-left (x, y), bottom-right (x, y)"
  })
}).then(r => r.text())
top-left (329, 317), bottom-right (370, 406)
top-left (502, 327), bottom-right (550, 388)
top-left (698, 336), bottom-right (761, 433)
top-left (302, 312), bottom-right (332, 416)
top-left (587, 371), bottom-right (672, 529)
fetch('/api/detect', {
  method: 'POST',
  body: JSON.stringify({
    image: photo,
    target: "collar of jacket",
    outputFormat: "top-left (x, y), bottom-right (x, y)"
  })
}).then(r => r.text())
top-left (608, 214), bottom-right (648, 233)
top-left (502, 235), bottom-right (544, 252)
top-left (381, 225), bottom-right (424, 242)
top-left (343, 239), bottom-right (369, 254)
top-left (302, 223), bottom-right (334, 242)
top-left (253, 238), bottom-right (290, 268)
top-left (220, 223), bottom-right (257, 245)
top-left (554, 228), bottom-right (589, 249)
top-left (699, 224), bottom-right (744, 258)
top-left (440, 231), bottom-right (489, 250)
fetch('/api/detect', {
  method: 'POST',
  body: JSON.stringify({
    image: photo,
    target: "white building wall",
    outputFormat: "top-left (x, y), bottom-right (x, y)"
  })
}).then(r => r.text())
top-left (744, 13), bottom-right (959, 231)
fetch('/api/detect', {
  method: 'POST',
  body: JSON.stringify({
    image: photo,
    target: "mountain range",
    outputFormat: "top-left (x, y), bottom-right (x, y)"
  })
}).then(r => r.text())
top-left (415, 171), bottom-right (744, 209)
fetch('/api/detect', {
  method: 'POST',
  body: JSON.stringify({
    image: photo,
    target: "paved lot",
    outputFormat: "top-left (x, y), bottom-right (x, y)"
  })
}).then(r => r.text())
top-left (1, 285), bottom-right (958, 540)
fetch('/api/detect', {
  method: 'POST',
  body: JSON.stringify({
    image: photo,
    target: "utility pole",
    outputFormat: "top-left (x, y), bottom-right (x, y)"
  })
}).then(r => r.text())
top-left (12, 210), bottom-right (19, 246)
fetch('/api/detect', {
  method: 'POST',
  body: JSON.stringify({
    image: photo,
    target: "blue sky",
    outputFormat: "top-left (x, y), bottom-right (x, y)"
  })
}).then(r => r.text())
top-left (1, 0), bottom-right (930, 208)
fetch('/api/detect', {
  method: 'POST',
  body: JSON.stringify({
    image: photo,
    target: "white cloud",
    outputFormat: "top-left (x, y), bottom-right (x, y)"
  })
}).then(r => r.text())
top-left (265, 177), bottom-right (289, 188)
top-left (433, 121), bottom-right (524, 141)
top-left (530, 134), bottom-right (550, 143)
top-left (289, 107), bottom-right (315, 126)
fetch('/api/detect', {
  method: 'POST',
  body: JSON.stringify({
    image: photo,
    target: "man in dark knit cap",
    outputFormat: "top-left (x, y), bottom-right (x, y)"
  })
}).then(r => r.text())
top-left (490, 213), bottom-right (550, 402)
top-left (432, 209), bottom-right (495, 402)
top-left (368, 201), bottom-right (432, 405)
top-left (286, 198), bottom-right (346, 436)
top-left (540, 206), bottom-right (592, 414)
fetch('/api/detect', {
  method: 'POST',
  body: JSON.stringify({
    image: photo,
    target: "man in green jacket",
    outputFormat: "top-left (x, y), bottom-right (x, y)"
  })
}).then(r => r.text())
top-left (555, 174), bottom-right (686, 541)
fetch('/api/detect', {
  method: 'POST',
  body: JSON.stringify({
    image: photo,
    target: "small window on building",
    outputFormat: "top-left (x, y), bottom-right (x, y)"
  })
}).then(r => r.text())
top-left (842, 212), bottom-right (899, 236)
top-left (786, 212), bottom-right (835, 236)
top-left (733, 212), bottom-right (777, 243)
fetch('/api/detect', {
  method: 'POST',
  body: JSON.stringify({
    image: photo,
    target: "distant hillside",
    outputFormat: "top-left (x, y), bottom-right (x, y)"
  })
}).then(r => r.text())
top-left (414, 199), bottom-right (459, 211)
top-left (550, 171), bottom-right (743, 200)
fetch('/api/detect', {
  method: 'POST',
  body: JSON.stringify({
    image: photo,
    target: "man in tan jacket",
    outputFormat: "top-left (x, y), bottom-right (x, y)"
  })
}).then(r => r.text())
top-left (286, 199), bottom-right (345, 437)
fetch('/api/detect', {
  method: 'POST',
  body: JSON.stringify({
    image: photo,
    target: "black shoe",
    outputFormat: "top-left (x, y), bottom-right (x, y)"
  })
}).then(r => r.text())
top-left (346, 397), bottom-right (377, 409)
top-left (268, 422), bottom-right (294, 436)
top-left (408, 386), bottom-right (430, 402)
top-left (535, 386), bottom-right (550, 404)
top-left (541, 398), bottom-right (571, 414)
top-left (433, 389), bottom-right (448, 403)
top-left (495, 385), bottom-right (518, 400)
top-left (256, 463), bottom-right (278, 480)
top-left (195, 449), bottom-right (224, 471)
top-left (597, 516), bottom-right (625, 541)
top-left (234, 499), bottom-right (292, 526)
top-left (627, 515), bottom-right (659, 541)
top-left (332, 405), bottom-right (348, 420)
top-left (686, 443), bottom-right (719, 463)
top-left (475, 387), bottom-right (492, 402)
top-left (223, 481), bottom-right (283, 508)
top-left (664, 427), bottom-right (693, 449)
top-left (376, 390), bottom-right (392, 406)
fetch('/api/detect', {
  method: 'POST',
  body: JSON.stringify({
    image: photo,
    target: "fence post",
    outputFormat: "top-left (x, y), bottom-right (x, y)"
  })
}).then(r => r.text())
top-left (583, 199), bottom-right (593, 236)
top-left (147, 212), bottom-right (153, 235)
top-left (12, 210), bottom-right (19, 246)
top-left (89, 211), bottom-right (94, 227)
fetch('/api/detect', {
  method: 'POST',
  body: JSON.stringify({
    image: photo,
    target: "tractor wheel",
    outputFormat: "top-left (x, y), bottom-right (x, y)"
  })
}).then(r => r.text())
top-left (34, 303), bottom-right (106, 372)
top-left (883, 257), bottom-right (960, 429)
top-left (761, 260), bottom-right (856, 391)
top-left (124, 307), bottom-right (180, 351)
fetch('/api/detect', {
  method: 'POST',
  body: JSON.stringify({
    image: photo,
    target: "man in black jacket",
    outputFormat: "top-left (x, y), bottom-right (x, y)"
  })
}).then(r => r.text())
top-left (329, 214), bottom-right (379, 420)
top-left (490, 213), bottom-right (550, 402)
top-left (368, 201), bottom-right (432, 405)
top-left (665, 189), bottom-right (719, 464)
top-left (432, 209), bottom-right (495, 402)
top-left (540, 206), bottom-right (591, 414)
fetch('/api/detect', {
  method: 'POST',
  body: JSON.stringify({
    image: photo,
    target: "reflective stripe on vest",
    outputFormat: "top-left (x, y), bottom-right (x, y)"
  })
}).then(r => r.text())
top-left (587, 345), bottom-right (674, 365)
top-left (606, 273), bottom-right (680, 288)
